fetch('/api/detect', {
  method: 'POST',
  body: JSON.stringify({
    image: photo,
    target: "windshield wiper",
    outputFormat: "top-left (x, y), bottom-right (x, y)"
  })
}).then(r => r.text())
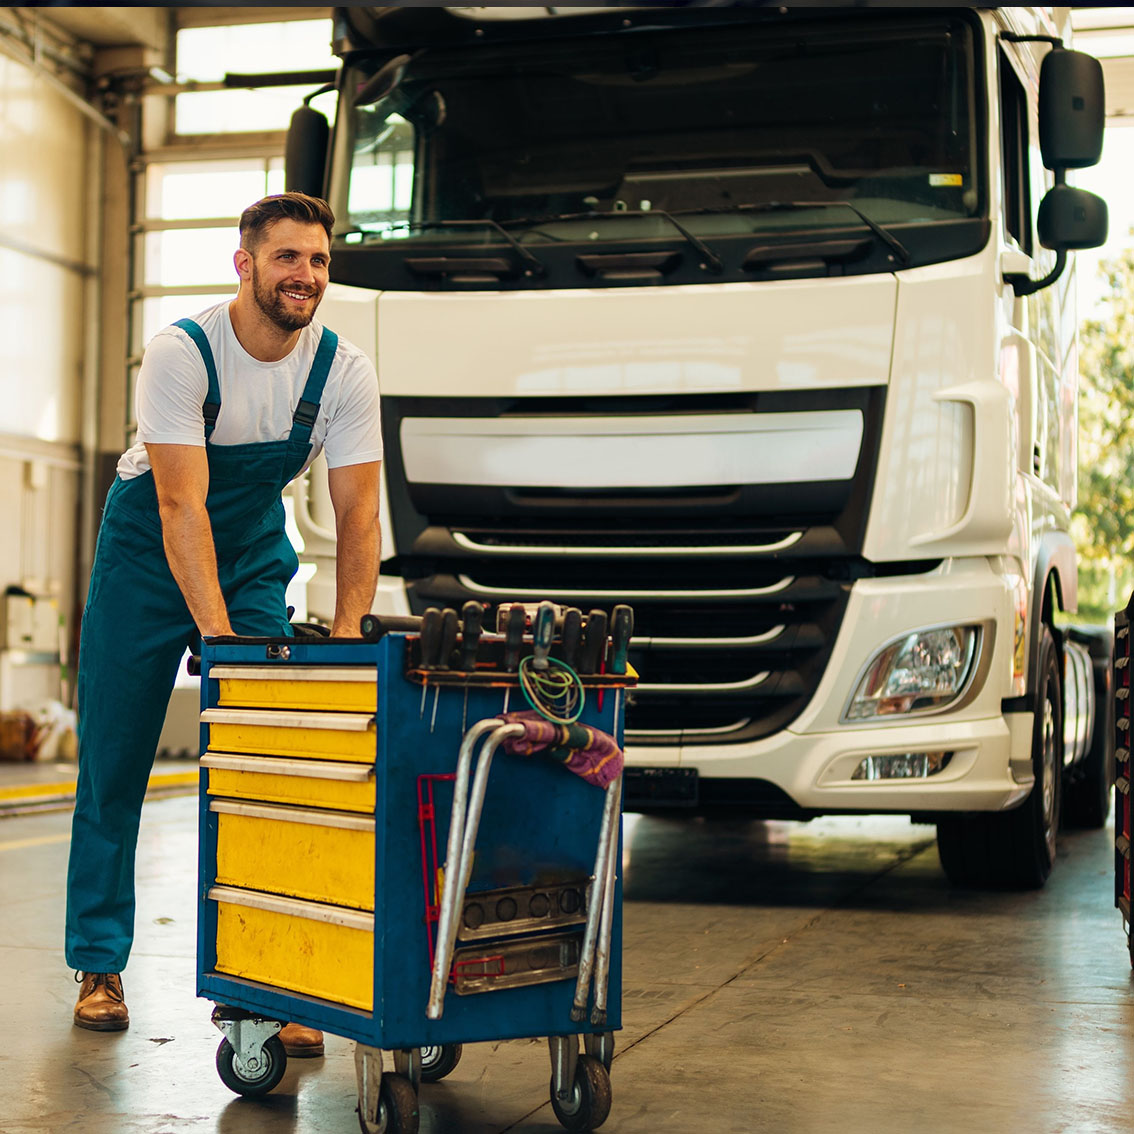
top-left (503, 209), bottom-right (724, 275)
top-left (382, 218), bottom-right (547, 277)
top-left (675, 200), bottom-right (911, 267)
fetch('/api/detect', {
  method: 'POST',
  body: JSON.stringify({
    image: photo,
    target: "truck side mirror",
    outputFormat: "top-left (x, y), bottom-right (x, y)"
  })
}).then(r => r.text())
top-left (285, 104), bottom-right (329, 197)
top-left (1037, 184), bottom-right (1108, 251)
top-left (1039, 48), bottom-right (1105, 170)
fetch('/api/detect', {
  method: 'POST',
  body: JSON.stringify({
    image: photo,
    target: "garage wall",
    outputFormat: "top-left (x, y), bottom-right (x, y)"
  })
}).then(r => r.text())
top-left (0, 42), bottom-right (96, 706)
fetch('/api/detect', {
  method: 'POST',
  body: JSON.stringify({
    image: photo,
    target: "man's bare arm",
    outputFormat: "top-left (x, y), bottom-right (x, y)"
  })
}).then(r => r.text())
top-left (146, 443), bottom-right (234, 637)
top-left (327, 460), bottom-right (382, 638)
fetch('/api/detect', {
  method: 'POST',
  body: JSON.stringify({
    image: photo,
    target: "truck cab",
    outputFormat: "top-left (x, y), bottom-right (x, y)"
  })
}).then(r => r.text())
top-left (288, 4), bottom-right (1110, 887)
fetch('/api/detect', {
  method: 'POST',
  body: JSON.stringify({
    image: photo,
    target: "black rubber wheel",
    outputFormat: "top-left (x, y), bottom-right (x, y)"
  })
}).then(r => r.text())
top-left (358, 1072), bottom-right (420, 1134)
top-left (419, 1043), bottom-right (462, 1083)
top-left (937, 625), bottom-right (1063, 889)
top-left (215, 1034), bottom-right (287, 1097)
top-left (1063, 632), bottom-right (1114, 829)
top-left (549, 1054), bottom-right (612, 1132)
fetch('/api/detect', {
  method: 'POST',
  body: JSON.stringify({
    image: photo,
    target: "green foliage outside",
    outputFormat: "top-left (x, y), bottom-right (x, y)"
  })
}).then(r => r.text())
top-left (1074, 248), bottom-right (1134, 623)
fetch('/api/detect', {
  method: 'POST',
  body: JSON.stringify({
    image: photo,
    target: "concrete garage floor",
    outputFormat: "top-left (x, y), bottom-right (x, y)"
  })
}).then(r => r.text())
top-left (3, 795), bottom-right (1133, 1134)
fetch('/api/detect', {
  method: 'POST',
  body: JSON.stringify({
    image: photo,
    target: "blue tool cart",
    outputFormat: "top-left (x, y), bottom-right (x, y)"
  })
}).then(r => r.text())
top-left (196, 603), bottom-right (634, 1133)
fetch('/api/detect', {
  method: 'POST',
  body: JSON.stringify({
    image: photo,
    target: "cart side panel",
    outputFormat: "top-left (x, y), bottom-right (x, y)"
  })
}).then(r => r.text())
top-left (375, 634), bottom-right (623, 1049)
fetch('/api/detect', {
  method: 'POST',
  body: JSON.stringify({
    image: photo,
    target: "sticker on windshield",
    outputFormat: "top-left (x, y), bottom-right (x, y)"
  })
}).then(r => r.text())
top-left (929, 173), bottom-right (963, 187)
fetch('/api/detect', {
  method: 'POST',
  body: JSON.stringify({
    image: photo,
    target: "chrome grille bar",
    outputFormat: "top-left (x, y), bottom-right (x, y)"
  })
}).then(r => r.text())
top-left (455, 574), bottom-right (795, 601)
top-left (452, 531), bottom-right (804, 557)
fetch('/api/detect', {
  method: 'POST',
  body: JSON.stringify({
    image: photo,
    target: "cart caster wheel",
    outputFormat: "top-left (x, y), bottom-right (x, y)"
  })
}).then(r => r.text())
top-left (550, 1053), bottom-right (611, 1131)
top-left (358, 1071), bottom-right (420, 1134)
top-left (419, 1043), bottom-right (462, 1083)
top-left (215, 1034), bottom-right (287, 1097)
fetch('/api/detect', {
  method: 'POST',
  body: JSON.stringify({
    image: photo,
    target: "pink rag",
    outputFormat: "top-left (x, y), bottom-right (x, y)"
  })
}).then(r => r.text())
top-left (499, 710), bottom-right (623, 789)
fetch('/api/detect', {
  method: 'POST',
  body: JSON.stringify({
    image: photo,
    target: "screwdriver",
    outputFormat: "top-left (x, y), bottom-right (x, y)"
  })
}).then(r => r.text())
top-left (503, 604), bottom-right (526, 672)
top-left (420, 607), bottom-right (442, 669)
top-left (438, 608), bottom-right (459, 670)
top-left (532, 601), bottom-right (556, 670)
top-left (610, 605), bottom-right (633, 675)
top-left (459, 601), bottom-right (484, 671)
top-left (560, 607), bottom-right (583, 670)
top-left (579, 609), bottom-right (608, 674)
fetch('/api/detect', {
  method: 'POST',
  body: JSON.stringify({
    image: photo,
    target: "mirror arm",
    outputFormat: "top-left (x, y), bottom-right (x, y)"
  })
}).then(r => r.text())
top-left (1004, 249), bottom-right (1066, 298)
top-left (1000, 32), bottom-right (1062, 48)
top-left (304, 83), bottom-right (335, 106)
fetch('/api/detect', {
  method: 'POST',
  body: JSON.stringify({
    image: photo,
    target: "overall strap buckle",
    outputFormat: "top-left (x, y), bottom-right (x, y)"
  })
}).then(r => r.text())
top-left (288, 327), bottom-right (339, 445)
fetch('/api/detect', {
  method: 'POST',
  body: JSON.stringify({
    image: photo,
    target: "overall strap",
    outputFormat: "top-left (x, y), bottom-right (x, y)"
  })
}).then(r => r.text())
top-left (173, 318), bottom-right (222, 441)
top-left (288, 327), bottom-right (338, 446)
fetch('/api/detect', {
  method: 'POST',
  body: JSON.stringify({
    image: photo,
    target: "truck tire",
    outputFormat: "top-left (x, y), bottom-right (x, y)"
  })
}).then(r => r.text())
top-left (937, 625), bottom-right (1063, 889)
top-left (1062, 628), bottom-right (1114, 829)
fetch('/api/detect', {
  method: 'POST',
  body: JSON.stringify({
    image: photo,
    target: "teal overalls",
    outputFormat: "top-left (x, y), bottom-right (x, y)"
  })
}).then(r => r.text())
top-left (65, 319), bottom-right (338, 972)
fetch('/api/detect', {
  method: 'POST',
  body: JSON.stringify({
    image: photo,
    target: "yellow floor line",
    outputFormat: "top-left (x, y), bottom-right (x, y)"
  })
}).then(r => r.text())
top-left (0, 832), bottom-right (72, 852)
top-left (0, 770), bottom-right (197, 803)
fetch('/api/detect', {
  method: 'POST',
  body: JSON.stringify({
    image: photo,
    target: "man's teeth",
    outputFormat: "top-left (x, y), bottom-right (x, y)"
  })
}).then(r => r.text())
top-left (282, 289), bottom-right (312, 300)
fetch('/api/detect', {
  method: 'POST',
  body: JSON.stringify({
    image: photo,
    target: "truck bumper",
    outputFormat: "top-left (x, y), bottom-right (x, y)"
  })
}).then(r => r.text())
top-left (624, 711), bottom-right (1034, 814)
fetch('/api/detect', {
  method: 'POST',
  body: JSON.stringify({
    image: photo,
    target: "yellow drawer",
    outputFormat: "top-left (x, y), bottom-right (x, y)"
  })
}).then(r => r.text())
top-left (201, 707), bottom-right (376, 763)
top-left (211, 799), bottom-right (375, 911)
top-left (210, 885), bottom-right (373, 1011)
top-left (203, 753), bottom-right (376, 814)
top-left (210, 665), bottom-right (378, 713)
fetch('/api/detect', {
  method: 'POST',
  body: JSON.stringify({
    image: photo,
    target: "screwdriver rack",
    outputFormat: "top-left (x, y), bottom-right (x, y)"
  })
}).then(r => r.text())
top-left (387, 601), bottom-right (636, 690)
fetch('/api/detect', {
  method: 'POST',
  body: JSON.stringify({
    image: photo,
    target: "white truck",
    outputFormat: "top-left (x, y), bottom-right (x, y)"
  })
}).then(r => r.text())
top-left (286, 4), bottom-right (1111, 888)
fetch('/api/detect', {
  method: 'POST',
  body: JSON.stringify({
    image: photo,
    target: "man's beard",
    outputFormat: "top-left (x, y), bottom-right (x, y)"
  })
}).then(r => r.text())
top-left (251, 263), bottom-right (319, 332)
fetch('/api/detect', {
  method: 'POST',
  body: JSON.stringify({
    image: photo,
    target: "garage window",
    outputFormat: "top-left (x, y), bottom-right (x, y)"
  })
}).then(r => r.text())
top-left (173, 19), bottom-right (336, 137)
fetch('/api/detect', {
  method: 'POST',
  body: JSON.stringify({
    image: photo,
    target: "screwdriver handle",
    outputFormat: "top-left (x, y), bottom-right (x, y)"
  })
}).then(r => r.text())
top-left (610, 605), bottom-right (633, 675)
top-left (579, 609), bottom-right (608, 674)
top-left (438, 608), bottom-right (459, 670)
top-left (503, 604), bottom-right (525, 672)
top-left (420, 607), bottom-right (443, 669)
top-left (560, 607), bottom-right (583, 670)
top-left (532, 601), bottom-right (556, 670)
top-left (459, 601), bottom-right (484, 671)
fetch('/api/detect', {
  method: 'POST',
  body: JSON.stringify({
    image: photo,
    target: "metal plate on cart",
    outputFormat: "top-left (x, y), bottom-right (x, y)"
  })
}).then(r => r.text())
top-left (451, 931), bottom-right (581, 994)
top-left (458, 879), bottom-right (588, 942)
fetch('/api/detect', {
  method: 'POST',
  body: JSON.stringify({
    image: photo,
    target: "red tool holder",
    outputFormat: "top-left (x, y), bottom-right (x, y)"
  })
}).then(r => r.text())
top-left (417, 772), bottom-right (456, 967)
top-left (1115, 603), bottom-right (1132, 966)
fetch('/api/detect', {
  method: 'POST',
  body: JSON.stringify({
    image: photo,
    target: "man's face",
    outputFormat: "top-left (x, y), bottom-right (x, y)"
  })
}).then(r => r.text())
top-left (246, 219), bottom-right (331, 332)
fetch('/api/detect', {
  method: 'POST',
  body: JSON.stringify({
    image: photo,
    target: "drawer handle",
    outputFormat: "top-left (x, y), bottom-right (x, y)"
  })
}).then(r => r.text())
top-left (202, 752), bottom-right (374, 783)
top-left (209, 885), bottom-right (375, 931)
top-left (209, 798), bottom-right (376, 832)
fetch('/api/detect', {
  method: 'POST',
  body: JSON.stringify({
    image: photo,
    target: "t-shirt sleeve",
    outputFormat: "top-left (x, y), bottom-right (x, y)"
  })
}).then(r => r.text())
top-left (134, 328), bottom-right (210, 446)
top-left (323, 350), bottom-right (384, 469)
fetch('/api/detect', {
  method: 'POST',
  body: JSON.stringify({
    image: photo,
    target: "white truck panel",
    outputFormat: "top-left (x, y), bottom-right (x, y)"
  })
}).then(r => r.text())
top-left (400, 410), bottom-right (863, 489)
top-left (375, 276), bottom-right (896, 398)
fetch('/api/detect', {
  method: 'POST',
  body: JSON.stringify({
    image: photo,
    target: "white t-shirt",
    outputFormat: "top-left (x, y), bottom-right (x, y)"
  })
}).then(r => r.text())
top-left (117, 301), bottom-right (383, 480)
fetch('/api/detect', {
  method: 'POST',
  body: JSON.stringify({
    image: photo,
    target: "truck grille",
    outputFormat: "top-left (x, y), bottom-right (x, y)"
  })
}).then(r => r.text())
top-left (380, 390), bottom-right (885, 745)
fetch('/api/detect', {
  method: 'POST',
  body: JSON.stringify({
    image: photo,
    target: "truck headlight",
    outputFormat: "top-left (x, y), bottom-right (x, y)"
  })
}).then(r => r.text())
top-left (843, 625), bottom-right (979, 722)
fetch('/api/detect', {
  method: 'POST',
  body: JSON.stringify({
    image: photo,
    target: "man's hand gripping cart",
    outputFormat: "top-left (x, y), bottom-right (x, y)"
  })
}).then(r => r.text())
top-left (195, 601), bottom-right (635, 1134)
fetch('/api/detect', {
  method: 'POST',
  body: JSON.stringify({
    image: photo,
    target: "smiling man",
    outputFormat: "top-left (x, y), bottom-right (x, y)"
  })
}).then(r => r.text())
top-left (65, 194), bottom-right (383, 1056)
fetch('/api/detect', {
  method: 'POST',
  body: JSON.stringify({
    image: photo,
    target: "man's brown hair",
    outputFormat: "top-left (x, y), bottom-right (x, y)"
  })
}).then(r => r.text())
top-left (239, 192), bottom-right (335, 254)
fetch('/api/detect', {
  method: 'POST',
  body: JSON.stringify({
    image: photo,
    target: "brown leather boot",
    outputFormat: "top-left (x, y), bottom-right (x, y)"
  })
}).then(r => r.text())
top-left (73, 972), bottom-right (129, 1031)
top-left (279, 1021), bottom-right (324, 1058)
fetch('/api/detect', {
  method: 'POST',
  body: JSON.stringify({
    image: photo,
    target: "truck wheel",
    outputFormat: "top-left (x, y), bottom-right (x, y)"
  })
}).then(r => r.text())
top-left (937, 625), bottom-right (1063, 889)
top-left (1062, 630), bottom-right (1114, 829)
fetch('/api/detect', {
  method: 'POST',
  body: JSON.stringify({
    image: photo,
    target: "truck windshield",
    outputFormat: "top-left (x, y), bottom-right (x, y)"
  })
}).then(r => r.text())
top-left (332, 10), bottom-right (982, 287)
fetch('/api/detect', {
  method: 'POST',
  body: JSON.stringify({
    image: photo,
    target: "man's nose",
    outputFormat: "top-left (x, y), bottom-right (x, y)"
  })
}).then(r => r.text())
top-left (291, 259), bottom-right (317, 285)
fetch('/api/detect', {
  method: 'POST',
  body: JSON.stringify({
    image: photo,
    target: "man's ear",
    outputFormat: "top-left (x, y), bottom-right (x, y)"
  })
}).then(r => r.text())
top-left (234, 247), bottom-right (252, 281)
